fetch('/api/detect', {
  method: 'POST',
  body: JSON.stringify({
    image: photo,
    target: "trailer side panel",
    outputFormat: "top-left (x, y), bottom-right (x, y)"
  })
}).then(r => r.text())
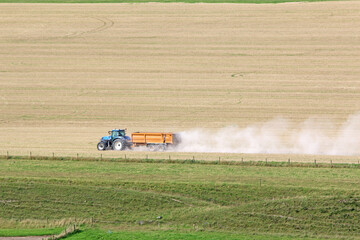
top-left (131, 132), bottom-right (176, 145)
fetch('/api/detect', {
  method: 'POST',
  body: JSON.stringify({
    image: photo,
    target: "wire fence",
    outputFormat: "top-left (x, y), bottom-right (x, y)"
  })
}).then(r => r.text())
top-left (1, 150), bottom-right (360, 168)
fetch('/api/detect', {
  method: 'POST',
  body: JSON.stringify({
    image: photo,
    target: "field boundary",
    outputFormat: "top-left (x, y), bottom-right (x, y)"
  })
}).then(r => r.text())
top-left (1, 154), bottom-right (360, 169)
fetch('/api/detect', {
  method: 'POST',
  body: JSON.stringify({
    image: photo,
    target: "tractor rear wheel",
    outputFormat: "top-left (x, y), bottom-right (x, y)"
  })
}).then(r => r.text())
top-left (113, 139), bottom-right (125, 151)
top-left (97, 141), bottom-right (106, 151)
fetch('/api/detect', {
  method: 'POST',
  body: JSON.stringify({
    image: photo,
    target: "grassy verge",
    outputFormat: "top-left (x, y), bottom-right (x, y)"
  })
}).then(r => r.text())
top-left (64, 229), bottom-right (318, 240)
top-left (0, 0), bottom-right (340, 3)
top-left (0, 227), bottom-right (63, 237)
top-left (0, 157), bottom-right (359, 239)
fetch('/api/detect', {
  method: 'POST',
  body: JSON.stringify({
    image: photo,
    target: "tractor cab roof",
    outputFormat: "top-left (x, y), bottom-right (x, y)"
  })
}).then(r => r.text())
top-left (110, 129), bottom-right (127, 137)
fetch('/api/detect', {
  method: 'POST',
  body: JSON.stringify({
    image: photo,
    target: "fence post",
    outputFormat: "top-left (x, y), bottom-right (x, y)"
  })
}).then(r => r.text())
top-left (6, 151), bottom-right (9, 160)
top-left (193, 156), bottom-right (195, 161)
top-left (241, 157), bottom-right (243, 163)
top-left (169, 155), bottom-right (171, 160)
top-left (259, 178), bottom-right (262, 187)
top-left (100, 154), bottom-right (102, 160)
top-left (77, 153), bottom-right (79, 160)
top-left (125, 154), bottom-right (126, 159)
top-left (52, 152), bottom-right (54, 160)
top-left (330, 160), bottom-right (332, 167)
top-left (265, 158), bottom-right (267, 164)
top-left (314, 159), bottom-right (317, 166)
top-left (288, 158), bottom-right (290, 164)
top-left (30, 152), bottom-right (32, 160)
top-left (146, 154), bottom-right (148, 160)
top-left (218, 157), bottom-right (220, 164)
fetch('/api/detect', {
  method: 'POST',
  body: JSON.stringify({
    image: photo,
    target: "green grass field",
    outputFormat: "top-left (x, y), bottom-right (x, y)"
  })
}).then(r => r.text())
top-left (0, 157), bottom-right (359, 239)
top-left (63, 229), bottom-right (319, 239)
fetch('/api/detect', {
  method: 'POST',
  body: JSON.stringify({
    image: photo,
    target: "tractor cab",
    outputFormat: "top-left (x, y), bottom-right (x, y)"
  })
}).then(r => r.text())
top-left (110, 129), bottom-right (126, 140)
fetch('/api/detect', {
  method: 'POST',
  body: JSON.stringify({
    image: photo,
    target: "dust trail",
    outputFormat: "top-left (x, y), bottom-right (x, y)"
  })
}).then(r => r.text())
top-left (175, 112), bottom-right (360, 156)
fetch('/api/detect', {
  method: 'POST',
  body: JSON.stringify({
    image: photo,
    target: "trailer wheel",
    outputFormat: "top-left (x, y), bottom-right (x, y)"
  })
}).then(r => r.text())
top-left (113, 139), bottom-right (125, 151)
top-left (147, 144), bottom-right (156, 151)
top-left (97, 141), bottom-right (106, 151)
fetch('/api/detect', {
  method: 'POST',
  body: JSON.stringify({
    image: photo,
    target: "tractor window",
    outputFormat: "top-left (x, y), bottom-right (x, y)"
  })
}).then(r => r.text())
top-left (112, 131), bottom-right (119, 138)
top-left (119, 130), bottom-right (125, 136)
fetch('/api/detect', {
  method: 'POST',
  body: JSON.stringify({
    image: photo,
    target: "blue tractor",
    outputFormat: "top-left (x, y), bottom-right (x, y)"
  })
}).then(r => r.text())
top-left (97, 129), bottom-right (132, 151)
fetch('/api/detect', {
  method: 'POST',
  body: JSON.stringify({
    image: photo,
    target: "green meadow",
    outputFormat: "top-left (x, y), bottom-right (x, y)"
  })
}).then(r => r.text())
top-left (0, 157), bottom-right (359, 239)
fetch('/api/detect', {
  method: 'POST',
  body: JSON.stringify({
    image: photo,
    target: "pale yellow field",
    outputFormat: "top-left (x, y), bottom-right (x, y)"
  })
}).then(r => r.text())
top-left (1, 2), bottom-right (360, 163)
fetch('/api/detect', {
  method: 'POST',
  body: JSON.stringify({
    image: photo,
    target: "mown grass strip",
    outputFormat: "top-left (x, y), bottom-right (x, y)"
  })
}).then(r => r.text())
top-left (64, 229), bottom-right (317, 240)
top-left (0, 227), bottom-right (63, 237)
top-left (1, 154), bottom-right (359, 169)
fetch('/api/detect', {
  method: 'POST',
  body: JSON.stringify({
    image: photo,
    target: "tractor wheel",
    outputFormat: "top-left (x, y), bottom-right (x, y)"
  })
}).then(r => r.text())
top-left (113, 139), bottom-right (125, 151)
top-left (97, 142), bottom-right (106, 151)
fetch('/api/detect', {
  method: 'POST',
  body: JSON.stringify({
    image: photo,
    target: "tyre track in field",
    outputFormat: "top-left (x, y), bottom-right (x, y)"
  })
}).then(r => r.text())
top-left (16, 16), bottom-right (114, 42)
top-left (64, 16), bottom-right (114, 39)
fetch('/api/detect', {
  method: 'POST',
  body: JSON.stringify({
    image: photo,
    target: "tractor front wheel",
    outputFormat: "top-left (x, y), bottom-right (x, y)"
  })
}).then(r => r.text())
top-left (97, 141), bottom-right (106, 151)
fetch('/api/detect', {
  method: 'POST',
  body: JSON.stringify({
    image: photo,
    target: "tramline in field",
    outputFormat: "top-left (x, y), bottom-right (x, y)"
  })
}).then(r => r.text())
top-left (97, 129), bottom-right (181, 151)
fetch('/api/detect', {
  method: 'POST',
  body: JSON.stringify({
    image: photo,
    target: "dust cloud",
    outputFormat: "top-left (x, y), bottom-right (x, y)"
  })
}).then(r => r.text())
top-left (175, 113), bottom-right (360, 156)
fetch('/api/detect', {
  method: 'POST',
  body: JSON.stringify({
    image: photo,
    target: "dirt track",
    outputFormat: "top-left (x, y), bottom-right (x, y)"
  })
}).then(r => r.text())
top-left (1, 2), bottom-right (360, 160)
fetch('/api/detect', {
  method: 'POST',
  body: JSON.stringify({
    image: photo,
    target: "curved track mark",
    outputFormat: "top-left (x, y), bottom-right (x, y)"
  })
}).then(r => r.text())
top-left (64, 16), bottom-right (114, 38)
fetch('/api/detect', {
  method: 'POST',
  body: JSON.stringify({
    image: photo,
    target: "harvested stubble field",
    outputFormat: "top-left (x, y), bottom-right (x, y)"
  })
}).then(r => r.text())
top-left (1, 2), bottom-right (360, 162)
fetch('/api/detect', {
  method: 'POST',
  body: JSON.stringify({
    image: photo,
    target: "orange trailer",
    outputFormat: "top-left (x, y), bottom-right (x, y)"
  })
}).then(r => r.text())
top-left (131, 132), bottom-right (180, 150)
